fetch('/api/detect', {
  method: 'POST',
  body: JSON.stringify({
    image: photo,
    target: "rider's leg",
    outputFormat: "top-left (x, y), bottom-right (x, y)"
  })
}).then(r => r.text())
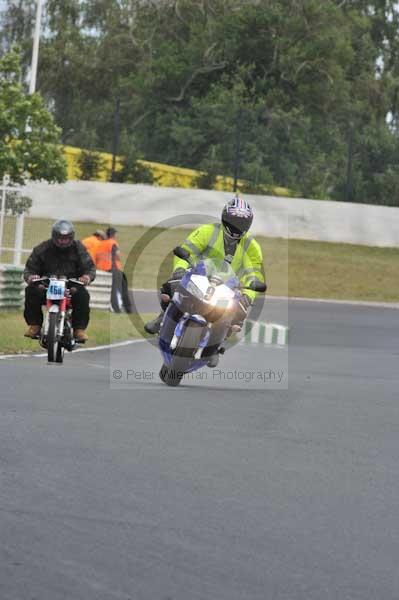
top-left (144, 295), bottom-right (170, 335)
top-left (24, 284), bottom-right (45, 336)
top-left (71, 285), bottom-right (90, 340)
top-left (144, 270), bottom-right (187, 335)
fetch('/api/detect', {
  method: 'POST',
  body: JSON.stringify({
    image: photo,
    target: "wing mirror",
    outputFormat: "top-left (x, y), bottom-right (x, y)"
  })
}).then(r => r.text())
top-left (173, 246), bottom-right (191, 263)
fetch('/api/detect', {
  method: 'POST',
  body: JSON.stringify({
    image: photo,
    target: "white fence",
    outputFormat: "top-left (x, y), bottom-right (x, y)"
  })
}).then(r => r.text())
top-left (0, 176), bottom-right (28, 266)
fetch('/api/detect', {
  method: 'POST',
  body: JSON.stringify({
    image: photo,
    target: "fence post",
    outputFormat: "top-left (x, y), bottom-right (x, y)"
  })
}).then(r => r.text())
top-left (13, 213), bottom-right (25, 266)
top-left (0, 174), bottom-right (10, 262)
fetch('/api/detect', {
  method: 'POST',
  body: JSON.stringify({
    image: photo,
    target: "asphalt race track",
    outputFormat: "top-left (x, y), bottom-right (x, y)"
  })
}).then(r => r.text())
top-left (0, 297), bottom-right (398, 600)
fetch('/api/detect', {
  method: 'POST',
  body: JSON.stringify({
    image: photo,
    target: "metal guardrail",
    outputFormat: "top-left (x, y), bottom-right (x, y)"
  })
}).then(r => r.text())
top-left (0, 266), bottom-right (24, 309)
top-left (90, 271), bottom-right (112, 310)
top-left (0, 266), bottom-right (112, 311)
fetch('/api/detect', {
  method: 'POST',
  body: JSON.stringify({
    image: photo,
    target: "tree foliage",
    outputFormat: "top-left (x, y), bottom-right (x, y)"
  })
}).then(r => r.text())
top-left (2, 0), bottom-right (399, 204)
top-left (0, 47), bottom-right (67, 184)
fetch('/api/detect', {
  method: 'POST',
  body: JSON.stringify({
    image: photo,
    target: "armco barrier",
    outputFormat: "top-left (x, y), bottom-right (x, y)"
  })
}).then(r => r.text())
top-left (0, 266), bottom-right (24, 309)
top-left (0, 266), bottom-right (112, 311)
top-left (89, 271), bottom-right (112, 310)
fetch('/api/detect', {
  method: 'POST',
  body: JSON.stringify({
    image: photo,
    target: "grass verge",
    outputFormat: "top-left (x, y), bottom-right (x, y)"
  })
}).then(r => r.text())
top-left (3, 218), bottom-right (399, 303)
top-left (0, 310), bottom-right (155, 355)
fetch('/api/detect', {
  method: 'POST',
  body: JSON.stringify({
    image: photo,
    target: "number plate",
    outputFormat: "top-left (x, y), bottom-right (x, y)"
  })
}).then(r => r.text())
top-left (47, 279), bottom-right (66, 300)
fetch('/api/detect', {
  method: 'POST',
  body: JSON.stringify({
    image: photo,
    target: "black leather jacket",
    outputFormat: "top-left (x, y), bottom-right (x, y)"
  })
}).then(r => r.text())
top-left (23, 239), bottom-right (96, 283)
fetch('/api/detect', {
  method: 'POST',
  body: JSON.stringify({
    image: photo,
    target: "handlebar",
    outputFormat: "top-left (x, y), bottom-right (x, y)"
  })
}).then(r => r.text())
top-left (31, 277), bottom-right (85, 287)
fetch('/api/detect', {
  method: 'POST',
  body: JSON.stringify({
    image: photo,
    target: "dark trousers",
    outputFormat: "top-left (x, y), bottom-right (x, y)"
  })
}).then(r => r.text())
top-left (110, 269), bottom-right (132, 313)
top-left (24, 284), bottom-right (90, 329)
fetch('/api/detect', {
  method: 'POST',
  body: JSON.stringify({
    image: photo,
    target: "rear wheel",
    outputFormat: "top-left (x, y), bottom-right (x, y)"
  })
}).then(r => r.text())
top-left (47, 312), bottom-right (63, 363)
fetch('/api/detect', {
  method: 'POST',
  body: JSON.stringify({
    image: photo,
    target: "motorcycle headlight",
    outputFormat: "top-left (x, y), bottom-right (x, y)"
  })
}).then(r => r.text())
top-left (186, 279), bottom-right (203, 299)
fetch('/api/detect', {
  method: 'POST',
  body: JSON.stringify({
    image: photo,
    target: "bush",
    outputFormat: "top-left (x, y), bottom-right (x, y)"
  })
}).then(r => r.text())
top-left (112, 155), bottom-right (155, 184)
top-left (77, 150), bottom-right (107, 180)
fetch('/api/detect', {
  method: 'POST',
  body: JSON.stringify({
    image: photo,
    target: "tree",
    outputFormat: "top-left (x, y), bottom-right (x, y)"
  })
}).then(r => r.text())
top-left (0, 49), bottom-right (67, 184)
top-left (77, 150), bottom-right (106, 180)
top-left (3, 1), bottom-right (399, 204)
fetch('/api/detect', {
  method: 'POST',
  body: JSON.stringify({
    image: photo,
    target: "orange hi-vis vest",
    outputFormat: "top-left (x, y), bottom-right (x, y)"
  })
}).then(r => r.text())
top-left (81, 235), bottom-right (102, 264)
top-left (96, 238), bottom-right (122, 271)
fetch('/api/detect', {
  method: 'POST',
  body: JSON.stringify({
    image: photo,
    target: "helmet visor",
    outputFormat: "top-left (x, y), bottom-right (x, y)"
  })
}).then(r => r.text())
top-left (53, 233), bottom-right (74, 248)
top-left (223, 221), bottom-right (244, 240)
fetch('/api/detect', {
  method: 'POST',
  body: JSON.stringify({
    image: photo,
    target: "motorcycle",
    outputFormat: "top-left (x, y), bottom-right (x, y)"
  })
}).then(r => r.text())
top-left (158, 247), bottom-right (266, 386)
top-left (32, 276), bottom-right (85, 364)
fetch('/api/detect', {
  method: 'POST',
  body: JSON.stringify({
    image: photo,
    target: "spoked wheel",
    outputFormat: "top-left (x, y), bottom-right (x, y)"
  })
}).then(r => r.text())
top-left (47, 312), bottom-right (64, 363)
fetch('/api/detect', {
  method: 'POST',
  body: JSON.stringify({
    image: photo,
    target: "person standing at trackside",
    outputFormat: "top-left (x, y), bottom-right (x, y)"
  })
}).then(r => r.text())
top-left (81, 229), bottom-right (106, 266)
top-left (23, 220), bottom-right (96, 342)
top-left (96, 227), bottom-right (132, 313)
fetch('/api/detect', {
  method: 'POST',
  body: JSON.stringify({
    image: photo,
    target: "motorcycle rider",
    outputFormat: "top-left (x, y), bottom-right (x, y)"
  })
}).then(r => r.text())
top-left (23, 220), bottom-right (96, 342)
top-left (144, 196), bottom-right (266, 364)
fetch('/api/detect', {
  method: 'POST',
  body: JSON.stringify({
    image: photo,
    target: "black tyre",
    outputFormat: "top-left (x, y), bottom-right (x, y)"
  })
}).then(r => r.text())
top-left (159, 321), bottom-right (205, 386)
top-left (55, 341), bottom-right (64, 363)
top-left (47, 312), bottom-right (62, 363)
top-left (173, 321), bottom-right (204, 359)
top-left (159, 363), bottom-right (184, 387)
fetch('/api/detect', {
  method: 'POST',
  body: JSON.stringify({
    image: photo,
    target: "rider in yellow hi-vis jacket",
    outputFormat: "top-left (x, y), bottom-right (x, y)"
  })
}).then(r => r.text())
top-left (145, 196), bottom-right (266, 345)
top-left (172, 223), bottom-right (264, 303)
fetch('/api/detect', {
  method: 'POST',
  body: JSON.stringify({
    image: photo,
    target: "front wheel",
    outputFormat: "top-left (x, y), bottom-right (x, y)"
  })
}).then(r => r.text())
top-left (159, 363), bottom-right (184, 387)
top-left (47, 312), bottom-right (63, 364)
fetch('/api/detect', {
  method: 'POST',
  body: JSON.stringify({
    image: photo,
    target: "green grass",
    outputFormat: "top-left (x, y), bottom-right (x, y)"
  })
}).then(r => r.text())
top-left (0, 310), bottom-right (155, 355)
top-left (4, 217), bottom-right (399, 303)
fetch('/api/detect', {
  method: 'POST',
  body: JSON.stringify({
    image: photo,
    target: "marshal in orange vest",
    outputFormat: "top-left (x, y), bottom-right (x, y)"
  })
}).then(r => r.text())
top-left (96, 238), bottom-right (122, 271)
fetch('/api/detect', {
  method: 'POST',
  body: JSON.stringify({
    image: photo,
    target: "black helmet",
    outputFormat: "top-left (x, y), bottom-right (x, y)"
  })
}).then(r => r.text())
top-left (51, 219), bottom-right (75, 249)
top-left (222, 195), bottom-right (253, 240)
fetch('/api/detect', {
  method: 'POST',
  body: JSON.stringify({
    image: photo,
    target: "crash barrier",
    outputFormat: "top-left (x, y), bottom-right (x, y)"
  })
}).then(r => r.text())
top-left (0, 266), bottom-right (24, 309)
top-left (89, 271), bottom-right (112, 310)
top-left (242, 319), bottom-right (289, 346)
top-left (0, 265), bottom-right (112, 311)
top-left (25, 180), bottom-right (399, 248)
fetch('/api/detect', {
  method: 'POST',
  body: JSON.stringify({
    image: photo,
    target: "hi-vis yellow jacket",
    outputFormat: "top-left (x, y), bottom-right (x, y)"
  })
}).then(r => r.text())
top-left (173, 223), bottom-right (265, 302)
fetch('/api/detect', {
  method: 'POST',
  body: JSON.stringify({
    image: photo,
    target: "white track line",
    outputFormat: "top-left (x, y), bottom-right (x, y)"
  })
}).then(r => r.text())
top-left (130, 289), bottom-right (399, 309)
top-left (0, 338), bottom-right (146, 360)
top-left (2, 292), bottom-right (396, 361)
top-left (268, 295), bottom-right (399, 309)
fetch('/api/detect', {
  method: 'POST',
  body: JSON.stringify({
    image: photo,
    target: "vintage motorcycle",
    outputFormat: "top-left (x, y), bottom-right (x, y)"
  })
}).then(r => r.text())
top-left (32, 276), bottom-right (85, 364)
top-left (157, 247), bottom-right (266, 386)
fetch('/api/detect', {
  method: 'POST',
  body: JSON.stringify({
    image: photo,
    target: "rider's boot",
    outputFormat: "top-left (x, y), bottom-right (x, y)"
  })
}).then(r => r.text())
top-left (144, 312), bottom-right (163, 335)
top-left (207, 354), bottom-right (219, 368)
top-left (24, 325), bottom-right (41, 339)
top-left (74, 329), bottom-right (89, 342)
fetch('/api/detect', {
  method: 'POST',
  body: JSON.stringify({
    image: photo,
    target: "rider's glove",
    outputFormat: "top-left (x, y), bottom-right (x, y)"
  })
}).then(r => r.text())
top-left (170, 268), bottom-right (187, 281)
top-left (160, 268), bottom-right (187, 305)
top-left (27, 274), bottom-right (41, 284)
top-left (79, 274), bottom-right (91, 286)
top-left (239, 294), bottom-right (252, 313)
